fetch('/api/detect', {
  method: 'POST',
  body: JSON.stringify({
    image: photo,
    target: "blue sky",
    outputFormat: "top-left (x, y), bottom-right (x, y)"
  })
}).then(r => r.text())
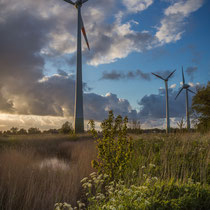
top-left (0, 0), bottom-right (209, 130)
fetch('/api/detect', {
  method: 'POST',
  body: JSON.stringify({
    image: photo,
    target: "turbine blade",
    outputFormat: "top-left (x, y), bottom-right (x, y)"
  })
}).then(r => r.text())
top-left (188, 89), bottom-right (196, 94)
top-left (166, 69), bottom-right (176, 80)
top-left (175, 87), bottom-right (184, 100)
top-left (63, 0), bottom-right (75, 5)
top-left (151, 73), bottom-right (164, 80)
top-left (182, 66), bottom-right (185, 84)
top-left (80, 13), bottom-right (90, 50)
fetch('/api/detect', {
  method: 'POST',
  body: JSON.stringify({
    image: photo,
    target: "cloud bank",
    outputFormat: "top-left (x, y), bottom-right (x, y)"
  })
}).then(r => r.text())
top-left (0, 0), bottom-right (205, 129)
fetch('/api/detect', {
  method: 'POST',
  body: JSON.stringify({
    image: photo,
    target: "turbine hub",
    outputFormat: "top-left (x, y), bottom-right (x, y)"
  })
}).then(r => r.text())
top-left (183, 84), bottom-right (190, 89)
top-left (75, 0), bottom-right (82, 8)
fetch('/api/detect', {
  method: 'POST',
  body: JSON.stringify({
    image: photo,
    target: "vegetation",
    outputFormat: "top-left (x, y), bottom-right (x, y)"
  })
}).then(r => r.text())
top-left (90, 111), bottom-right (133, 181)
top-left (78, 173), bottom-right (210, 210)
top-left (0, 121), bottom-right (73, 136)
top-left (56, 113), bottom-right (210, 210)
top-left (192, 81), bottom-right (210, 132)
top-left (0, 135), bottom-right (96, 210)
top-left (0, 112), bottom-right (209, 209)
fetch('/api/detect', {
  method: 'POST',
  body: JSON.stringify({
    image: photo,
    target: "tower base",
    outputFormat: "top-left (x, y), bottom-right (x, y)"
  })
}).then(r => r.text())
top-left (74, 118), bottom-right (84, 133)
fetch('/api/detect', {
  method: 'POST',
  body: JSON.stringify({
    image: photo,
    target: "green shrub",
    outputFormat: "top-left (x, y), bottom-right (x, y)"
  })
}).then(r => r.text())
top-left (81, 173), bottom-right (210, 210)
top-left (89, 111), bottom-right (133, 181)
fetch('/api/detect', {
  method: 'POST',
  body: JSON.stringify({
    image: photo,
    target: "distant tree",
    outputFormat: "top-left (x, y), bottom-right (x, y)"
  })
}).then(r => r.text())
top-left (10, 127), bottom-right (18, 135)
top-left (43, 129), bottom-right (59, 134)
top-left (192, 82), bottom-right (210, 132)
top-left (177, 117), bottom-right (185, 131)
top-left (4, 130), bottom-right (12, 135)
top-left (17, 128), bottom-right (27, 135)
top-left (60, 121), bottom-right (73, 134)
top-left (28, 127), bottom-right (41, 134)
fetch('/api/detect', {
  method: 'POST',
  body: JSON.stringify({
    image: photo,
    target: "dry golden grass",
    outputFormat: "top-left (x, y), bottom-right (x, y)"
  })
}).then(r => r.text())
top-left (0, 135), bottom-right (97, 210)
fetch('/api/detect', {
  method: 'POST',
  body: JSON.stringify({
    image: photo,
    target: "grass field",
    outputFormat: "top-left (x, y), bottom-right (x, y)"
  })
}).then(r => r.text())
top-left (0, 134), bottom-right (96, 210)
top-left (0, 132), bottom-right (209, 209)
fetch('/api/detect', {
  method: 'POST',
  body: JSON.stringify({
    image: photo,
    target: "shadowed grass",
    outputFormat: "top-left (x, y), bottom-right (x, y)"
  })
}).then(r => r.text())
top-left (0, 134), bottom-right (97, 210)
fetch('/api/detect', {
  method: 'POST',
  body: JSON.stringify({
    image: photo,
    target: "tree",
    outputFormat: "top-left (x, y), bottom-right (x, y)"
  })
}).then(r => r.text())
top-left (192, 82), bottom-right (210, 132)
top-left (17, 128), bottom-right (27, 135)
top-left (28, 127), bottom-right (41, 134)
top-left (60, 121), bottom-right (73, 134)
top-left (10, 127), bottom-right (18, 135)
top-left (177, 117), bottom-right (185, 131)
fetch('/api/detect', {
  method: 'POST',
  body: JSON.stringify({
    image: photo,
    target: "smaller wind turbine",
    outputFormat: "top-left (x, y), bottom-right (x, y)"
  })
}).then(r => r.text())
top-left (175, 67), bottom-right (196, 130)
top-left (152, 70), bottom-right (176, 134)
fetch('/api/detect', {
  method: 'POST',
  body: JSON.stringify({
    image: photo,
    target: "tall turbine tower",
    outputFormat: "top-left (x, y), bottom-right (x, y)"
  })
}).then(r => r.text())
top-left (152, 70), bottom-right (176, 134)
top-left (175, 67), bottom-right (196, 130)
top-left (63, 0), bottom-right (90, 133)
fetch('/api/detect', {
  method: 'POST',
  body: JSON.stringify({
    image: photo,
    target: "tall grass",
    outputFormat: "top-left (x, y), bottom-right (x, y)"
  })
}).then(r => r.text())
top-left (0, 135), bottom-right (96, 210)
top-left (0, 133), bottom-right (209, 209)
top-left (128, 132), bottom-right (210, 185)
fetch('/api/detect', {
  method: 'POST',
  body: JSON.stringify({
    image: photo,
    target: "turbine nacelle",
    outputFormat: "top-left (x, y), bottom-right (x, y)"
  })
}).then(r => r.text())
top-left (63, 0), bottom-right (88, 7)
top-left (183, 84), bottom-right (190, 89)
top-left (151, 69), bottom-right (176, 82)
top-left (62, 0), bottom-right (90, 50)
top-left (175, 67), bottom-right (196, 100)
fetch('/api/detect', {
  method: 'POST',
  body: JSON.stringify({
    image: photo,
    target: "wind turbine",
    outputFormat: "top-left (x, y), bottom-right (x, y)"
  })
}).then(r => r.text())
top-left (175, 67), bottom-right (196, 130)
top-left (63, 0), bottom-right (90, 133)
top-left (152, 70), bottom-right (176, 134)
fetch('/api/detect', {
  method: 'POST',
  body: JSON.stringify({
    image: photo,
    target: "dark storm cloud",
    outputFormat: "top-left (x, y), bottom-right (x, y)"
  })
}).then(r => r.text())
top-left (101, 70), bottom-right (151, 81)
top-left (101, 70), bottom-right (123, 80)
top-left (138, 87), bottom-right (197, 119)
top-left (0, 4), bottom-right (138, 121)
top-left (0, 12), bottom-right (52, 81)
top-left (186, 66), bottom-right (198, 80)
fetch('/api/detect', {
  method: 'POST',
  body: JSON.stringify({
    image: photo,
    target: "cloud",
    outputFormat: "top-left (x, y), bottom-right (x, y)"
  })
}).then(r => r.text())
top-left (0, 0), bottom-right (206, 130)
top-left (138, 86), bottom-right (197, 120)
top-left (170, 84), bottom-right (177, 89)
top-left (101, 70), bottom-right (151, 81)
top-left (122, 0), bottom-right (154, 13)
top-left (156, 0), bottom-right (204, 44)
top-left (186, 66), bottom-right (198, 80)
top-left (101, 70), bottom-right (123, 80)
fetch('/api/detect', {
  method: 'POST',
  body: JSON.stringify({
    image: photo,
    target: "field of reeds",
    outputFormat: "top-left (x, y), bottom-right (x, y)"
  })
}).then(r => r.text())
top-left (0, 132), bottom-right (209, 210)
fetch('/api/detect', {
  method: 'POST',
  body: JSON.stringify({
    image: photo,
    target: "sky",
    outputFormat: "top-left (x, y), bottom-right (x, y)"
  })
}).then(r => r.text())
top-left (0, 0), bottom-right (209, 130)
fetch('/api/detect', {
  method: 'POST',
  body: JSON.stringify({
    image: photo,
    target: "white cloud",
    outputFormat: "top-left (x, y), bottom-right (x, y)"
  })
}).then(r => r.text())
top-left (170, 84), bottom-right (177, 89)
top-left (123, 0), bottom-right (154, 13)
top-left (156, 0), bottom-right (204, 44)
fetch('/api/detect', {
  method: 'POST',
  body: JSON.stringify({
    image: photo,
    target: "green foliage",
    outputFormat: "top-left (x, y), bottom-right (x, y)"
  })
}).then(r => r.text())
top-left (130, 134), bottom-right (210, 184)
top-left (28, 127), bottom-right (41, 134)
top-left (79, 173), bottom-right (210, 210)
top-left (192, 82), bottom-right (210, 132)
top-left (89, 111), bottom-right (133, 181)
top-left (60, 121), bottom-right (73, 134)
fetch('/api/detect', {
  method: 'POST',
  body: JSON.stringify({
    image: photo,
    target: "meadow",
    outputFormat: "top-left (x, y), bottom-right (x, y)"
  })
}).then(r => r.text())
top-left (0, 131), bottom-right (209, 210)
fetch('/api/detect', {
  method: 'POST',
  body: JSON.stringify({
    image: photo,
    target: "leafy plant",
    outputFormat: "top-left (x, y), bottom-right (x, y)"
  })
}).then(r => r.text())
top-left (89, 110), bottom-right (133, 181)
top-left (80, 172), bottom-right (210, 210)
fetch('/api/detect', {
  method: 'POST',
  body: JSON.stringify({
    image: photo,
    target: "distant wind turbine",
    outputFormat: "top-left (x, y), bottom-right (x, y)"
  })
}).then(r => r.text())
top-left (152, 70), bottom-right (176, 134)
top-left (63, 0), bottom-right (90, 133)
top-left (175, 67), bottom-right (196, 130)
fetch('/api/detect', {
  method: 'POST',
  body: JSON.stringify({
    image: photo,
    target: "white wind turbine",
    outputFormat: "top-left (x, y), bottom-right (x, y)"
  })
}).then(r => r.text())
top-left (62, 0), bottom-right (90, 133)
top-left (152, 70), bottom-right (176, 134)
top-left (175, 67), bottom-right (196, 130)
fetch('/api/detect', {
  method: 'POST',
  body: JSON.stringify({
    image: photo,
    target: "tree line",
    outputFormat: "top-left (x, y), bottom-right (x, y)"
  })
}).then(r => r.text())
top-left (0, 121), bottom-right (74, 135)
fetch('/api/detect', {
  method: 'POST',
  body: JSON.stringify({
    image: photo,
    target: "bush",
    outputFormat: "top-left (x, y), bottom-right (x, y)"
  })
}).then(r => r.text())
top-left (80, 173), bottom-right (210, 210)
top-left (60, 122), bottom-right (73, 134)
top-left (89, 111), bottom-right (133, 181)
